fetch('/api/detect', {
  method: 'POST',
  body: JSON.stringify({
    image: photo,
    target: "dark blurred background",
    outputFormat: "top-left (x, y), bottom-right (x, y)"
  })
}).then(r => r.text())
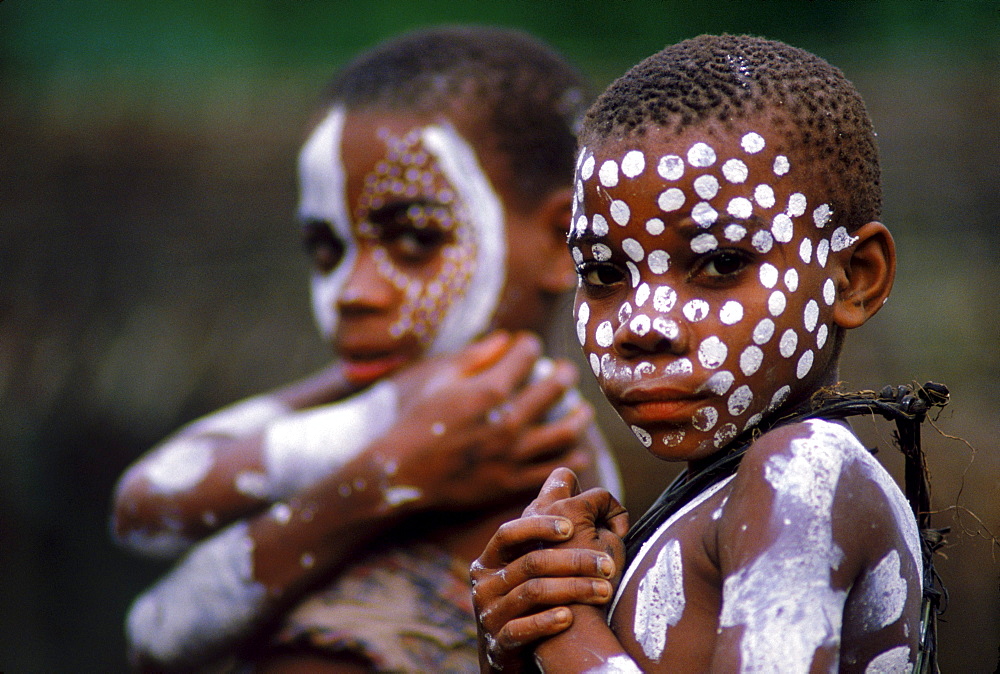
top-left (1, 1), bottom-right (998, 671)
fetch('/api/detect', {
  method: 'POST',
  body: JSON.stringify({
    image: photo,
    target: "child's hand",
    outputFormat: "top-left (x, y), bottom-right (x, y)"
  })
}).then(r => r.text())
top-left (380, 332), bottom-right (597, 511)
top-left (470, 469), bottom-right (629, 672)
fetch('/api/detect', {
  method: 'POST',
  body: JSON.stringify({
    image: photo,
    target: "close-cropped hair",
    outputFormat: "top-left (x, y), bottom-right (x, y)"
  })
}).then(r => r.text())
top-left (580, 34), bottom-right (881, 231)
top-left (319, 25), bottom-right (589, 211)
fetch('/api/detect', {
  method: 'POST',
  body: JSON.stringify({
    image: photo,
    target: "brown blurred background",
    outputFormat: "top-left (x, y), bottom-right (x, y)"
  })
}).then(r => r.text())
top-left (1, 1), bottom-right (998, 670)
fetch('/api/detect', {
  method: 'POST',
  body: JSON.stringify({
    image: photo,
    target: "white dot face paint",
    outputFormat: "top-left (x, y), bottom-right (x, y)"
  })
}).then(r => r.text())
top-left (611, 200), bottom-right (631, 226)
top-left (823, 278), bottom-right (836, 306)
top-left (722, 158), bottom-right (749, 183)
top-left (623, 238), bottom-right (645, 262)
top-left (772, 213), bottom-right (794, 243)
top-left (830, 226), bottom-right (859, 252)
top-left (694, 174), bottom-right (720, 200)
top-left (816, 324), bottom-right (829, 349)
top-left (728, 197), bottom-right (753, 219)
top-left (581, 155), bottom-right (595, 180)
top-left (741, 132), bottom-right (765, 154)
top-left (768, 290), bottom-right (787, 316)
top-left (576, 301), bottom-right (590, 346)
top-left (658, 155), bottom-right (684, 180)
top-left (759, 263), bottom-right (779, 289)
top-left (692, 406), bottom-right (718, 431)
top-left (690, 233), bottom-right (718, 254)
top-left (779, 329), bottom-right (798, 358)
top-left (595, 321), bottom-right (615, 348)
top-left (804, 300), bottom-right (819, 333)
top-left (719, 301), bottom-right (744, 325)
top-left (691, 202), bottom-right (718, 227)
top-left (572, 128), bottom-right (850, 466)
top-left (634, 538), bottom-right (685, 661)
top-left (658, 188), bottom-right (686, 212)
top-left (653, 286), bottom-right (676, 312)
top-left (698, 336), bottom-right (727, 369)
top-left (648, 250), bottom-right (670, 274)
top-left (592, 213), bottom-right (610, 237)
top-left (784, 268), bottom-right (799, 293)
top-left (740, 345), bottom-right (763, 376)
top-left (599, 160), bottom-right (620, 187)
top-left (687, 142), bottom-right (716, 167)
top-left (593, 243), bottom-right (612, 261)
top-left (631, 425), bottom-right (653, 447)
top-left (622, 150), bottom-right (646, 178)
top-left (754, 184), bottom-right (775, 208)
top-left (683, 299), bottom-right (710, 322)
top-left (724, 224), bottom-right (747, 242)
top-left (787, 192), bottom-right (807, 217)
top-left (635, 283), bottom-right (651, 308)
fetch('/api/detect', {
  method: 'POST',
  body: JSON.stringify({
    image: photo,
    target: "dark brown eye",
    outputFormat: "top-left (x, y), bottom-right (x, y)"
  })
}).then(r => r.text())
top-left (580, 263), bottom-right (626, 287)
top-left (302, 221), bottom-right (345, 274)
top-left (701, 251), bottom-right (748, 278)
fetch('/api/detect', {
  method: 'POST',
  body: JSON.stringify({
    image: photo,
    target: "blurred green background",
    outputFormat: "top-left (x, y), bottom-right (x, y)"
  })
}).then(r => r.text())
top-left (2, 0), bottom-right (998, 670)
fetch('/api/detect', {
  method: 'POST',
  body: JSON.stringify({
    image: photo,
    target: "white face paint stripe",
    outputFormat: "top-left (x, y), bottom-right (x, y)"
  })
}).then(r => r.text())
top-left (419, 124), bottom-right (506, 355)
top-left (299, 108), bottom-right (354, 340)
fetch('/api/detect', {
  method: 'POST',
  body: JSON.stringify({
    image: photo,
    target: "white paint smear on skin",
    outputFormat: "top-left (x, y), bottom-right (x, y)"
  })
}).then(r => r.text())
top-left (634, 538), bottom-right (686, 661)
top-left (126, 521), bottom-right (267, 664)
top-left (187, 396), bottom-right (291, 437)
top-left (855, 550), bottom-right (907, 632)
top-left (264, 381), bottom-right (399, 499)
top-left (612, 476), bottom-right (736, 617)
top-left (144, 437), bottom-right (215, 496)
top-left (865, 645), bottom-right (912, 673)
top-left (719, 419), bottom-right (851, 672)
top-left (584, 655), bottom-right (644, 674)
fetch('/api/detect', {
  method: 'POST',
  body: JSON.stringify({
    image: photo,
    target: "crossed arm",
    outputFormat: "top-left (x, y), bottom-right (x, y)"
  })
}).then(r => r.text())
top-left (112, 331), bottom-right (603, 669)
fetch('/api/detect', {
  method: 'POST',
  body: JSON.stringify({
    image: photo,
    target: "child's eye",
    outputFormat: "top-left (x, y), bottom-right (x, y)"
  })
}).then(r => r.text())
top-left (302, 220), bottom-right (345, 274)
top-left (578, 262), bottom-right (626, 288)
top-left (371, 203), bottom-right (453, 265)
top-left (699, 250), bottom-right (750, 279)
top-left (385, 228), bottom-right (447, 264)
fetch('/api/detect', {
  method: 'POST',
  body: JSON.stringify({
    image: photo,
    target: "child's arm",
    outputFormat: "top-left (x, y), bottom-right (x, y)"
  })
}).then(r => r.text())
top-left (125, 334), bottom-right (601, 669)
top-left (711, 419), bottom-right (921, 672)
top-left (110, 362), bottom-right (363, 557)
top-left (472, 468), bottom-right (631, 673)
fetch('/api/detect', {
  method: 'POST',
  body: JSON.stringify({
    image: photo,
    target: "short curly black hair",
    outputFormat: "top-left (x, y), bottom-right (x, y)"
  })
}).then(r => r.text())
top-left (580, 34), bottom-right (881, 230)
top-left (318, 25), bottom-right (588, 212)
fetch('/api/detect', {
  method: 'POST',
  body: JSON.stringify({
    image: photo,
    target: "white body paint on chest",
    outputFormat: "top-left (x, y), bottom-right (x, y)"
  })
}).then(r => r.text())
top-left (634, 537), bottom-right (685, 661)
top-left (865, 645), bottom-right (912, 673)
top-left (126, 520), bottom-right (267, 664)
top-left (610, 474), bottom-right (735, 627)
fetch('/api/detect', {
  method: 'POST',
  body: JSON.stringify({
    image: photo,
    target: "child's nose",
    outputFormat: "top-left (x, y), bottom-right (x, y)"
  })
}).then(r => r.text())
top-left (613, 312), bottom-right (689, 358)
top-left (336, 247), bottom-right (398, 314)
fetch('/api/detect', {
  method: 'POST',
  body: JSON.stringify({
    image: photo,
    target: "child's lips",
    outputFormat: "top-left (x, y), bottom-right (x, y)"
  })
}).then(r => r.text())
top-left (615, 386), bottom-right (708, 425)
top-left (341, 353), bottom-right (411, 386)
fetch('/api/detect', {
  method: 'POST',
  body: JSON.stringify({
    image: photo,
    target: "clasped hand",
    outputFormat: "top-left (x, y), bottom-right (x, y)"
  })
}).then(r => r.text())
top-left (471, 468), bottom-right (629, 672)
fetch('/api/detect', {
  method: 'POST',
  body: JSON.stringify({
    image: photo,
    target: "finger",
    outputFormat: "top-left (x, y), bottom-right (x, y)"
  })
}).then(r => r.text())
top-left (493, 607), bottom-right (573, 651)
top-left (501, 360), bottom-right (579, 427)
top-left (502, 576), bottom-right (614, 616)
top-left (508, 403), bottom-right (594, 463)
top-left (521, 467), bottom-right (580, 517)
top-left (470, 331), bottom-right (543, 393)
top-left (476, 515), bottom-right (573, 567)
top-left (458, 330), bottom-right (514, 375)
top-left (506, 547), bottom-right (616, 586)
top-left (576, 488), bottom-right (630, 538)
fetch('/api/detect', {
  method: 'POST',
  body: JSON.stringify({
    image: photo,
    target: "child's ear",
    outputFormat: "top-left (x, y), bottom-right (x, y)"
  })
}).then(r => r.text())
top-left (831, 221), bottom-right (896, 329)
top-left (533, 186), bottom-right (578, 294)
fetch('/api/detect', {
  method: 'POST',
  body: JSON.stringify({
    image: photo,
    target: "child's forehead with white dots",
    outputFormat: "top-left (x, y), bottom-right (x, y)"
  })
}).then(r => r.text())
top-left (570, 123), bottom-right (836, 245)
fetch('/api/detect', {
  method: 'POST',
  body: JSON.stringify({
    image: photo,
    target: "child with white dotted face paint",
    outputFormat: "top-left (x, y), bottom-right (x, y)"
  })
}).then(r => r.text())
top-left (473, 35), bottom-right (929, 674)
top-left (109, 27), bottom-right (621, 671)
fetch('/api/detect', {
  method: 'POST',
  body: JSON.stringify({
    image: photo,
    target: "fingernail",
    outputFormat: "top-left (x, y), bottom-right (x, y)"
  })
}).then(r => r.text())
top-left (555, 519), bottom-right (571, 536)
top-left (593, 580), bottom-right (611, 599)
top-left (598, 555), bottom-right (614, 578)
